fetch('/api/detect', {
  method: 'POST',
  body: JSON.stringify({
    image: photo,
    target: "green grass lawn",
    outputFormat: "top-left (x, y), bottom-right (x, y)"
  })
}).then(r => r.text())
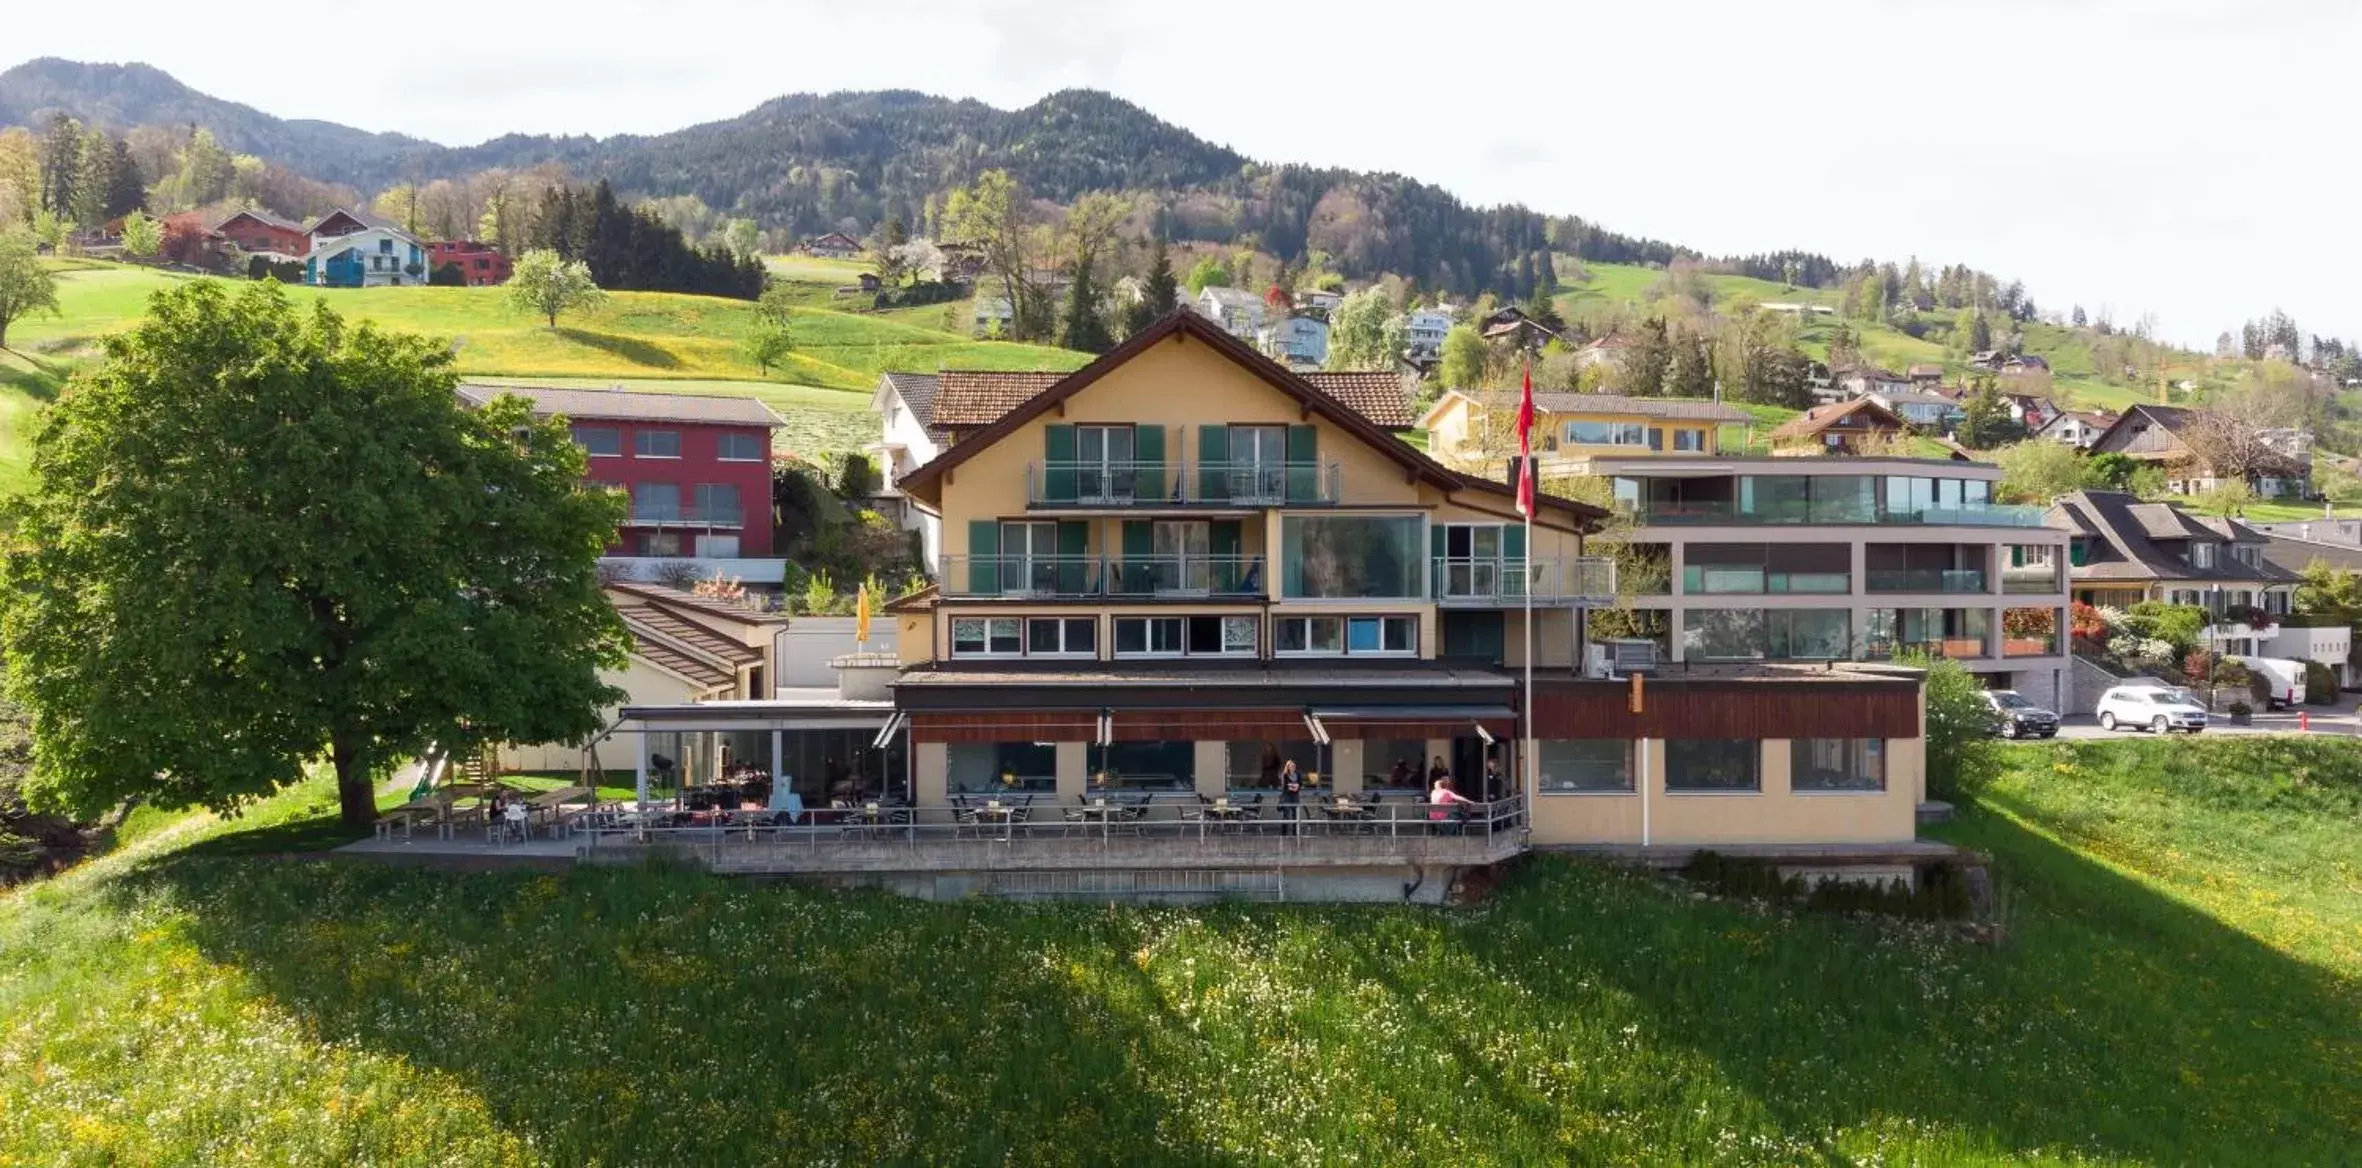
top-left (2, 737), bottom-right (2353, 1164)
top-left (2163, 497), bottom-right (2361, 524)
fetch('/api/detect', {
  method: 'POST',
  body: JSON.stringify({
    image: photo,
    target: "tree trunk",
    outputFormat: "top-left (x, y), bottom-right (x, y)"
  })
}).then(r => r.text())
top-left (332, 734), bottom-right (378, 831)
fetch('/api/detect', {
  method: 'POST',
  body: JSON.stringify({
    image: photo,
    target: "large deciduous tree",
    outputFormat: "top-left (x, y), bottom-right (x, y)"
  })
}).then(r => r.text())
top-left (0, 228), bottom-right (61, 349)
top-left (0, 281), bottom-right (629, 830)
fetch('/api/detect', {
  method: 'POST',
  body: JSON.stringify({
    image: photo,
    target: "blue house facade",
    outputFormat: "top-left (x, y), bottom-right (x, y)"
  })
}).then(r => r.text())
top-left (302, 208), bottom-right (429, 288)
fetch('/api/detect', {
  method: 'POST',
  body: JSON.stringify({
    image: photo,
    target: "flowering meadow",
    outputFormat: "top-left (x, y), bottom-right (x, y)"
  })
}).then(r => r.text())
top-left (0, 738), bottom-right (2354, 1166)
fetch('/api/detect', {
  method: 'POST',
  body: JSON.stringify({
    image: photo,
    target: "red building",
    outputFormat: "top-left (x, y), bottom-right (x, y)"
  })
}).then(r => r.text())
top-left (427, 240), bottom-right (512, 285)
top-left (456, 385), bottom-right (780, 560)
top-left (212, 209), bottom-right (309, 256)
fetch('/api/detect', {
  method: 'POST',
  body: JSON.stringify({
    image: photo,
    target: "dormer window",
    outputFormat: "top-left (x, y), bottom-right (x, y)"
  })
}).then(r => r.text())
top-left (2190, 542), bottom-right (2216, 569)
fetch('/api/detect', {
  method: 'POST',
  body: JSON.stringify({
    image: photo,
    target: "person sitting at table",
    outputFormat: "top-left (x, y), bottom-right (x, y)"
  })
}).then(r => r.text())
top-left (1428, 776), bottom-right (1478, 821)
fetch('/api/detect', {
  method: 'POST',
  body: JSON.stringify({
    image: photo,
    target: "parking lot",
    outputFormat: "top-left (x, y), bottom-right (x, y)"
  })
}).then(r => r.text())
top-left (2003, 694), bottom-right (2362, 742)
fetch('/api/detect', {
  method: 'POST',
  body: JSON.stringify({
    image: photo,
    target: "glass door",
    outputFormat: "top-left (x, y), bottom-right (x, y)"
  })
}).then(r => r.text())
top-left (1152, 521), bottom-right (1210, 593)
top-left (1230, 425), bottom-right (1286, 504)
top-left (1439, 524), bottom-right (1503, 599)
top-left (999, 521), bottom-right (1059, 595)
top-left (1076, 425), bottom-right (1135, 505)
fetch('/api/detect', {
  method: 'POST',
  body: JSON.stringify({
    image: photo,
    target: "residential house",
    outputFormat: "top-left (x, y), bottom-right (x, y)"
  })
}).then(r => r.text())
top-left (303, 208), bottom-right (427, 288)
top-left (1259, 314), bottom-right (1330, 369)
top-left (1405, 307), bottom-right (1454, 363)
top-left (2047, 490), bottom-right (2298, 656)
top-left (1905, 363), bottom-right (1945, 386)
top-left (2033, 409), bottom-right (2113, 450)
top-left (1294, 288), bottom-right (1343, 316)
top-left (1418, 390), bottom-right (1752, 475)
top-left (866, 307), bottom-right (1933, 854)
top-left (1572, 334), bottom-right (1630, 371)
top-left (455, 385), bottom-right (782, 576)
top-left (2245, 524), bottom-right (2362, 685)
top-left (1195, 286), bottom-right (1266, 340)
top-left (426, 240), bottom-right (512, 286)
top-left (801, 232), bottom-right (862, 259)
top-left (1567, 447), bottom-right (2072, 708)
top-left (1766, 398), bottom-right (1909, 455)
top-left (1834, 366), bottom-right (1913, 399)
top-left (2086, 404), bottom-right (2310, 498)
top-left (1867, 389), bottom-right (1965, 431)
top-left (870, 372), bottom-right (954, 570)
top-left (212, 208), bottom-right (308, 258)
top-left (2004, 354), bottom-right (2050, 374)
top-left (1477, 305), bottom-right (1560, 351)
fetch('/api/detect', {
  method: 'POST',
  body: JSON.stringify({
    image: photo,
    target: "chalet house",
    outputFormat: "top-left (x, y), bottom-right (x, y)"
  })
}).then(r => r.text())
top-left (456, 385), bottom-right (783, 576)
top-left (426, 240), bottom-right (512, 286)
top-left (2033, 409), bottom-right (2112, 449)
top-left (874, 366), bottom-right (1414, 576)
top-left (2004, 354), bottom-right (2050, 374)
top-left (1477, 306), bottom-right (1561, 351)
top-left (1294, 288), bottom-right (1343, 316)
top-left (302, 208), bottom-right (427, 288)
top-left (1835, 366), bottom-right (1913, 399)
top-left (1766, 397), bottom-right (1908, 454)
top-left (212, 209), bottom-right (309, 258)
top-left (2047, 490), bottom-right (2297, 656)
top-left (1259, 314), bottom-right (1330, 369)
top-left (1418, 390), bottom-right (1751, 474)
top-left (1573, 334), bottom-right (1630, 371)
top-left (801, 232), bottom-right (862, 259)
top-left (1905, 363), bottom-right (1945, 386)
top-left (2086, 404), bottom-right (2309, 498)
top-left (1404, 307), bottom-right (1454, 364)
top-left (1195, 286), bottom-right (1267, 340)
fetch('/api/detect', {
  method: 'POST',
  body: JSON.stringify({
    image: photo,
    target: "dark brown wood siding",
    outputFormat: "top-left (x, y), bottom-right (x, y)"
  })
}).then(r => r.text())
top-left (1110, 710), bottom-right (1308, 740)
top-left (1531, 681), bottom-right (1921, 740)
top-left (910, 712), bottom-right (1095, 743)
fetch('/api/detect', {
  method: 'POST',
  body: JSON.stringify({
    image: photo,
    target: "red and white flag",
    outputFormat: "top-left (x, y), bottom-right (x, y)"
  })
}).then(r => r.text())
top-left (1514, 364), bottom-right (1536, 518)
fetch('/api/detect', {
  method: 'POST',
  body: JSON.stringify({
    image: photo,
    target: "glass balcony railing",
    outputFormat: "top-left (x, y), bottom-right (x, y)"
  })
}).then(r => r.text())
top-left (625, 506), bottom-right (744, 528)
top-left (1631, 500), bottom-right (2049, 528)
top-left (1430, 557), bottom-right (1617, 605)
top-left (1681, 567), bottom-right (1851, 594)
top-left (1865, 568), bottom-right (1987, 593)
top-left (941, 555), bottom-right (1263, 599)
top-left (1027, 460), bottom-right (1342, 507)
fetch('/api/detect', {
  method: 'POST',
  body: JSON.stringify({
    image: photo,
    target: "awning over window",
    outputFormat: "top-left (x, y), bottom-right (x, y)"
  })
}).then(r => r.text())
top-left (1304, 705), bottom-right (1519, 743)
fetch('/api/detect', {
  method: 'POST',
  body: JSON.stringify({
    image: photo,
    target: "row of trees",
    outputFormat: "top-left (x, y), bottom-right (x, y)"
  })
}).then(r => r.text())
top-left (0, 117), bottom-right (360, 240)
top-left (524, 180), bottom-right (764, 299)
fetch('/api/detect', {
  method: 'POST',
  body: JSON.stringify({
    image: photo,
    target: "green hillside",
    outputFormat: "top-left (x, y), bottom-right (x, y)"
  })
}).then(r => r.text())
top-left (0, 259), bottom-right (1092, 488)
top-left (0, 738), bottom-right (2352, 1164)
top-left (1555, 262), bottom-right (2221, 414)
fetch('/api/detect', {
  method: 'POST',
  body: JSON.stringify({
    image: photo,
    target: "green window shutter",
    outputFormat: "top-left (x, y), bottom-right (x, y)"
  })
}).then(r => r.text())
top-left (1056, 520), bottom-right (1090, 594)
top-left (966, 520), bottom-right (1000, 594)
top-left (1648, 427), bottom-right (1664, 451)
top-left (1430, 524), bottom-right (1448, 558)
top-left (1211, 520), bottom-right (1244, 593)
top-left (1198, 424), bottom-right (1230, 501)
top-left (1043, 424), bottom-right (1076, 503)
top-left (1285, 424), bottom-right (1320, 502)
top-left (1121, 520), bottom-right (1152, 558)
top-left (1503, 524), bottom-right (1526, 561)
top-left (1134, 424), bottom-right (1165, 502)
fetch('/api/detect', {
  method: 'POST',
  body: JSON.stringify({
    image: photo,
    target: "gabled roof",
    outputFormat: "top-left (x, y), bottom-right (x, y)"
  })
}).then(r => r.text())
top-left (1298, 371), bottom-right (1415, 429)
top-left (895, 309), bottom-right (1605, 529)
top-left (931, 371), bottom-right (1070, 428)
top-left (803, 231), bottom-right (861, 248)
top-left (607, 580), bottom-right (792, 625)
top-left (1198, 286), bottom-right (1265, 312)
top-left (213, 207), bottom-right (303, 233)
top-left (457, 384), bottom-right (784, 428)
top-left (1768, 397), bottom-right (1905, 439)
top-left (306, 206), bottom-right (401, 235)
top-left (1419, 390), bottom-right (1750, 427)
top-left (2045, 490), bottom-right (2297, 584)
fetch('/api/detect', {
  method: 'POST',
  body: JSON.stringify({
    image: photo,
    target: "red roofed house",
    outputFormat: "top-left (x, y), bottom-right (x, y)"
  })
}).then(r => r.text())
top-left (213, 209), bottom-right (309, 257)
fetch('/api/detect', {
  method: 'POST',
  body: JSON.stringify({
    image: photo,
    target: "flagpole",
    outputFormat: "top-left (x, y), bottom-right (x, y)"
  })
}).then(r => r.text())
top-left (1514, 365), bottom-right (1538, 817)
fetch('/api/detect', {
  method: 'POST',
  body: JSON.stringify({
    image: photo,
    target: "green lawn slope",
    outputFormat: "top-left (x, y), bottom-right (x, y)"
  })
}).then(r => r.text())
top-left (3, 737), bottom-right (2352, 1164)
top-left (0, 259), bottom-right (1092, 485)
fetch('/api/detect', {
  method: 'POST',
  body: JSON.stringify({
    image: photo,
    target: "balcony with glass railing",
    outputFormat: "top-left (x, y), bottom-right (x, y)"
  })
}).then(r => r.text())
top-left (1680, 566), bottom-right (1851, 595)
top-left (1864, 568), bottom-right (1987, 593)
top-left (1026, 460), bottom-right (1343, 508)
top-left (1429, 557), bottom-right (1617, 606)
top-left (1633, 498), bottom-right (2050, 528)
top-left (940, 555), bottom-right (1265, 600)
top-left (624, 505), bottom-right (744, 528)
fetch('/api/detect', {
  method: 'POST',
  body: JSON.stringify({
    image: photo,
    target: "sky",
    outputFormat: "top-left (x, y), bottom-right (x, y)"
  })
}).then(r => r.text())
top-left (11, 0), bottom-right (2360, 348)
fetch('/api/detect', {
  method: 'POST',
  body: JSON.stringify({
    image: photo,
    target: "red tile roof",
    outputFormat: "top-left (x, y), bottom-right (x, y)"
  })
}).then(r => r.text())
top-left (928, 369), bottom-right (1414, 430)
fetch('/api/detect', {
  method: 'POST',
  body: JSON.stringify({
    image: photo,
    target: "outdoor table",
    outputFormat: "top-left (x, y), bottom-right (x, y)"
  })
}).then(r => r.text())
top-left (375, 799), bottom-right (442, 841)
top-left (972, 802), bottom-right (1016, 840)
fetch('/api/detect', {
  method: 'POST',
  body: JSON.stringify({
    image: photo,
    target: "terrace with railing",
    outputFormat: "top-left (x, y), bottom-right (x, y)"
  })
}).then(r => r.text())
top-left (574, 792), bottom-right (1530, 875)
top-left (939, 555), bottom-right (1615, 602)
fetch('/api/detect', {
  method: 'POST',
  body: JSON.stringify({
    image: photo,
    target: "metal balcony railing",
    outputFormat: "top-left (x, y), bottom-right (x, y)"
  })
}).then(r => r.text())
top-left (1430, 557), bottom-right (1618, 605)
top-left (1027, 460), bottom-right (1343, 507)
top-left (1631, 500), bottom-right (2050, 528)
top-left (1101, 555), bottom-right (1265, 598)
top-left (626, 506), bottom-right (745, 528)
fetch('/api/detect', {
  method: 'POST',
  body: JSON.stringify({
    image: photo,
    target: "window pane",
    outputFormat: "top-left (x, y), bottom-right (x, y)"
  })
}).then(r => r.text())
top-left (1282, 516), bottom-right (1423, 598)
top-left (1382, 616), bottom-right (1414, 652)
top-left (1362, 740), bottom-right (1430, 789)
top-left (1791, 738), bottom-right (1885, 791)
top-left (1094, 741), bottom-right (1194, 790)
top-left (631, 482), bottom-right (679, 521)
top-left (1275, 618), bottom-right (1308, 653)
top-left (1665, 739), bottom-right (1761, 791)
top-left (1028, 620), bottom-right (1064, 654)
top-left (1063, 618), bottom-right (1097, 654)
top-left (1308, 618), bottom-right (1341, 652)
top-left (1222, 616), bottom-right (1257, 654)
top-left (1187, 616), bottom-right (1223, 655)
top-left (988, 618), bottom-right (1021, 654)
top-left (717, 433), bottom-right (763, 461)
top-left (635, 430), bottom-right (681, 457)
top-left (1225, 739), bottom-right (1320, 788)
top-left (1347, 616), bottom-right (1382, 652)
top-left (952, 618), bottom-right (986, 654)
top-left (949, 742), bottom-right (1056, 793)
top-left (571, 426), bottom-right (621, 456)
top-left (1115, 619), bottom-right (1147, 655)
top-left (1539, 740), bottom-right (1634, 792)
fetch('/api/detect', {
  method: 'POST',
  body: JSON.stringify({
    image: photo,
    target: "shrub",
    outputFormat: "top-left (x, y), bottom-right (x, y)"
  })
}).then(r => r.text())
top-left (652, 560), bottom-right (703, 589)
top-left (2305, 660), bottom-right (2339, 705)
top-left (429, 262), bottom-right (468, 287)
top-left (1908, 655), bottom-right (1999, 801)
top-left (2228, 700), bottom-right (2253, 717)
top-left (836, 454), bottom-right (879, 499)
top-left (1681, 850), bottom-right (1976, 920)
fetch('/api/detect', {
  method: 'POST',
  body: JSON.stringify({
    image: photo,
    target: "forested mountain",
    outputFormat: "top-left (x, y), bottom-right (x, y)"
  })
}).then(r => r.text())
top-left (0, 59), bottom-right (1687, 298)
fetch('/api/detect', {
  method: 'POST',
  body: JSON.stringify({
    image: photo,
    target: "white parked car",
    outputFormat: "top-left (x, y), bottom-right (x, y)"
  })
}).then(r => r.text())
top-left (2095, 685), bottom-right (2208, 734)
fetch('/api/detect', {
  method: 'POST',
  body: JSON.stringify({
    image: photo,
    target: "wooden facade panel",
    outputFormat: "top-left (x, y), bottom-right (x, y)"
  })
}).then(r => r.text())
top-left (1111, 711), bottom-right (1307, 741)
top-left (1532, 683), bottom-right (1920, 740)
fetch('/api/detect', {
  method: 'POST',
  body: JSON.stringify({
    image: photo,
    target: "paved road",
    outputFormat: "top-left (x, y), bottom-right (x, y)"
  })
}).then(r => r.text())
top-left (2003, 695), bottom-right (2362, 741)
